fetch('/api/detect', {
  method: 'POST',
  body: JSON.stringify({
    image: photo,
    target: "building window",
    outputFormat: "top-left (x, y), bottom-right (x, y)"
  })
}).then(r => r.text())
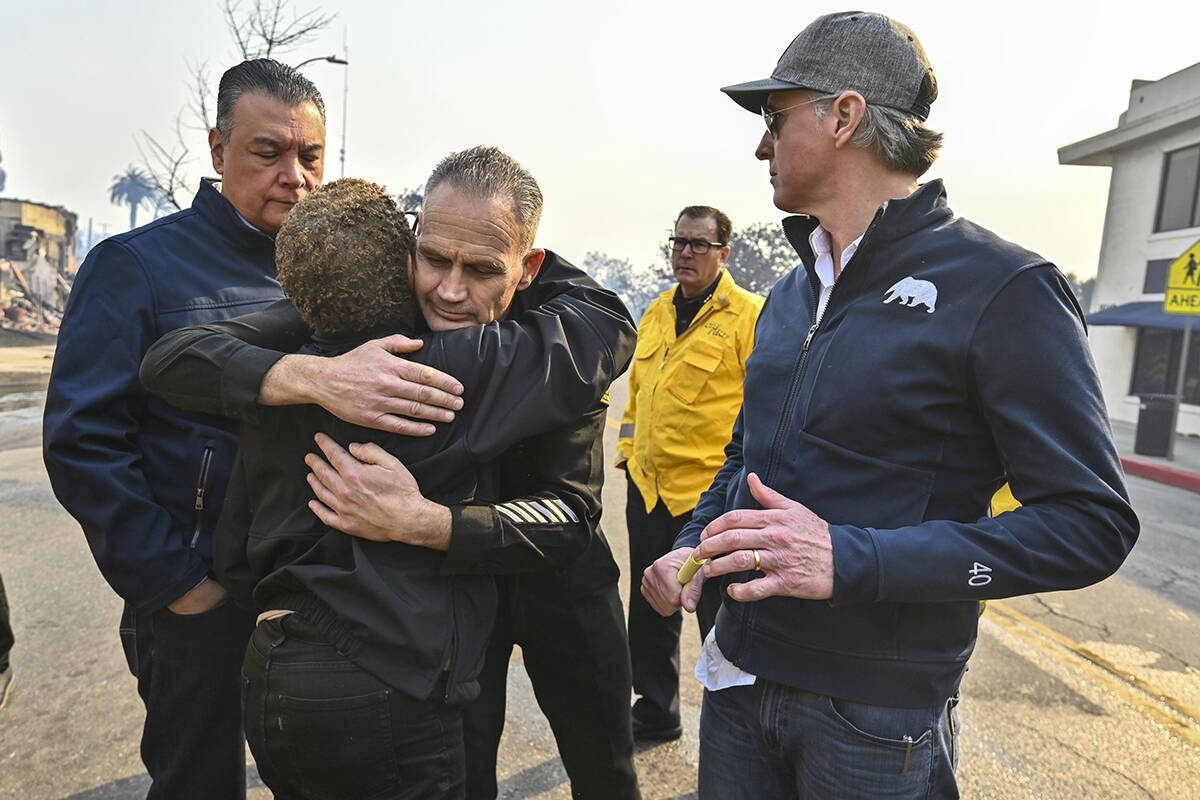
top-left (1144, 259), bottom-right (1172, 293)
top-left (1155, 144), bottom-right (1200, 232)
top-left (1130, 327), bottom-right (1200, 403)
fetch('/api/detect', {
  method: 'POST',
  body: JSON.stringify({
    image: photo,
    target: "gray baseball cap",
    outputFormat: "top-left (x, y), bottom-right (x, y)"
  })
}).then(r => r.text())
top-left (721, 11), bottom-right (938, 121)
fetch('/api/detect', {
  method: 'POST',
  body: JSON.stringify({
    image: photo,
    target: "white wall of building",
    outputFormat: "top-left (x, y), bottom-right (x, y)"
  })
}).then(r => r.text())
top-left (1062, 63), bottom-right (1200, 433)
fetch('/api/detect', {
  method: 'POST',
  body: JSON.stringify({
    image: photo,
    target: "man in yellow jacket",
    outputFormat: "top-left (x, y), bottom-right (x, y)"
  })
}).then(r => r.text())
top-left (615, 205), bottom-right (764, 741)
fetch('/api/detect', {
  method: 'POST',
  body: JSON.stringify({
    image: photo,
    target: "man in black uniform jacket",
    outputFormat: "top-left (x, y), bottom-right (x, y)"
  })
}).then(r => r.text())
top-left (216, 177), bottom-right (623, 798)
top-left (142, 147), bottom-right (642, 798)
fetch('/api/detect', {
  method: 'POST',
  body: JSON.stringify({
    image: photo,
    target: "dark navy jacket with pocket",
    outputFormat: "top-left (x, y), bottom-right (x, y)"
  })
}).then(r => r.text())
top-left (44, 180), bottom-right (285, 613)
top-left (677, 180), bottom-right (1138, 708)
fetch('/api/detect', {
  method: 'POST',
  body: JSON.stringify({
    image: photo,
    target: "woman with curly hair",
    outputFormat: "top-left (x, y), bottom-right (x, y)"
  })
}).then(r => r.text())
top-left (220, 178), bottom-right (594, 799)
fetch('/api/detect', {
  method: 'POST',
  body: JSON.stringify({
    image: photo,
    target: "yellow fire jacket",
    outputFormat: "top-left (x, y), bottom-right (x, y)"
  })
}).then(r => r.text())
top-left (616, 270), bottom-right (764, 515)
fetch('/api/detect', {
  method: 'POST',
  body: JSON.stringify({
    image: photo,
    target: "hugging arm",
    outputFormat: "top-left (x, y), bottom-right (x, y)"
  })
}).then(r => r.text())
top-left (140, 298), bottom-right (463, 434)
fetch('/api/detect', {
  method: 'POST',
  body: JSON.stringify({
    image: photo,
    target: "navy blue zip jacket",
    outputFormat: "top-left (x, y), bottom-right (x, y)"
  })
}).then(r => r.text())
top-left (43, 180), bottom-right (285, 613)
top-left (677, 180), bottom-right (1138, 708)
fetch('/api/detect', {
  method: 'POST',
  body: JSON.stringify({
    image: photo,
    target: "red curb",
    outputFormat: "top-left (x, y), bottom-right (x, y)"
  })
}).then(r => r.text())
top-left (1121, 456), bottom-right (1200, 494)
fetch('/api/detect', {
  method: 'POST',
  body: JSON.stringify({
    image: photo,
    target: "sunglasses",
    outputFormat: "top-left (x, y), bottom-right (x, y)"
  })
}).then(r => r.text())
top-left (761, 96), bottom-right (821, 138)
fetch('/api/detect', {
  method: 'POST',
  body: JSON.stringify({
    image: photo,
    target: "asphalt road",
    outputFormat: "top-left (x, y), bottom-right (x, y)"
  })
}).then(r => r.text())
top-left (1, 377), bottom-right (1198, 799)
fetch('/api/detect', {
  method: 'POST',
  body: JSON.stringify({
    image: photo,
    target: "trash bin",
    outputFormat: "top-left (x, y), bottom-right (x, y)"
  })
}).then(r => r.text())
top-left (1134, 394), bottom-right (1176, 457)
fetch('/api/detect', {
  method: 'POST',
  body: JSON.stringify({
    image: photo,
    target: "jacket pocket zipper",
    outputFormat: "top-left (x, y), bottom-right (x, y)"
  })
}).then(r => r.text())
top-left (190, 445), bottom-right (214, 548)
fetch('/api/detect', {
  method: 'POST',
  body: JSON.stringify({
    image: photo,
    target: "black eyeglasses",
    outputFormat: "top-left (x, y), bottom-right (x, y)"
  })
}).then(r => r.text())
top-left (669, 236), bottom-right (725, 255)
top-left (403, 210), bottom-right (419, 232)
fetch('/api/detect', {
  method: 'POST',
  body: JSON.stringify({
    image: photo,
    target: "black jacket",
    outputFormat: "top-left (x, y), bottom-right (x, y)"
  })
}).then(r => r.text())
top-left (142, 254), bottom-right (636, 701)
top-left (143, 252), bottom-right (632, 582)
top-left (44, 180), bottom-right (285, 612)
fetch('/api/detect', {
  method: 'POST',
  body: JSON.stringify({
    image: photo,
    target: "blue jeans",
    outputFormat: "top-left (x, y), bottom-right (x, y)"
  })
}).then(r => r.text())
top-left (698, 680), bottom-right (959, 800)
top-left (243, 613), bottom-right (465, 800)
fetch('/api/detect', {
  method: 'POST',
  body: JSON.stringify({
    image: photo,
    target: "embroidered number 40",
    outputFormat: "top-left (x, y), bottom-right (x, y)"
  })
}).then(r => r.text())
top-left (968, 562), bottom-right (992, 587)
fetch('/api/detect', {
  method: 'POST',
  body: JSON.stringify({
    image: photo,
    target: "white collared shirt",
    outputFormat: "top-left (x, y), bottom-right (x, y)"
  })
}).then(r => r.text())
top-left (809, 224), bottom-right (862, 325)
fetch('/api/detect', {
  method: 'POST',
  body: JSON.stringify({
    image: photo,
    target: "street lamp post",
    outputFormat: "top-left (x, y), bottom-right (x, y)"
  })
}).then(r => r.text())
top-left (295, 54), bottom-right (349, 176)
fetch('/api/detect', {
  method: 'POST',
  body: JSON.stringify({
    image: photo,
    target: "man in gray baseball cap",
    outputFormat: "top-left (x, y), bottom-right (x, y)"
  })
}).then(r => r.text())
top-left (642, 11), bottom-right (1137, 799)
top-left (721, 11), bottom-right (937, 121)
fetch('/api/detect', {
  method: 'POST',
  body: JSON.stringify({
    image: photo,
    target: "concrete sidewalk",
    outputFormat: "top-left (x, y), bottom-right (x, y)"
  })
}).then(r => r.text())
top-left (0, 344), bottom-right (56, 391)
top-left (1110, 418), bottom-right (1200, 493)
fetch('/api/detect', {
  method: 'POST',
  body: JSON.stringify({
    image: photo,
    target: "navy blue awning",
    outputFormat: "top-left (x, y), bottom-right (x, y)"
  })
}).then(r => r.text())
top-left (1086, 301), bottom-right (1196, 330)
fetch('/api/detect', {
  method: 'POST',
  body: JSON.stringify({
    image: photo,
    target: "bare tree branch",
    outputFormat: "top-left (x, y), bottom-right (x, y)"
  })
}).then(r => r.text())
top-left (136, 110), bottom-right (195, 213)
top-left (267, 4), bottom-right (335, 56)
top-left (186, 60), bottom-right (214, 133)
top-left (256, 0), bottom-right (283, 58)
top-left (224, 0), bottom-right (256, 59)
top-left (223, 0), bottom-right (335, 60)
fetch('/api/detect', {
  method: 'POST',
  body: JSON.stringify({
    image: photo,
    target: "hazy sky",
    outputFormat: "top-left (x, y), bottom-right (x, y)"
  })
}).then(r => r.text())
top-left (4, 0), bottom-right (1198, 278)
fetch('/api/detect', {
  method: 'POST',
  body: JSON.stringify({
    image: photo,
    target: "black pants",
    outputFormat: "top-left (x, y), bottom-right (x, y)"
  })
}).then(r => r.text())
top-left (120, 598), bottom-right (255, 800)
top-left (625, 476), bottom-right (719, 729)
top-left (242, 613), bottom-right (466, 800)
top-left (463, 576), bottom-right (640, 800)
top-left (0, 570), bottom-right (12, 671)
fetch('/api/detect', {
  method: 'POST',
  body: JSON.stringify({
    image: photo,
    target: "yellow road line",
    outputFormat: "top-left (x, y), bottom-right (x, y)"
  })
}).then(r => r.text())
top-left (985, 601), bottom-right (1200, 751)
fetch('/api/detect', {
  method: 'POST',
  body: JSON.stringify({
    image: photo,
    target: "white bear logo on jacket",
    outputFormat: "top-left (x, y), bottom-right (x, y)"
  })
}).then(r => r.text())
top-left (883, 276), bottom-right (938, 313)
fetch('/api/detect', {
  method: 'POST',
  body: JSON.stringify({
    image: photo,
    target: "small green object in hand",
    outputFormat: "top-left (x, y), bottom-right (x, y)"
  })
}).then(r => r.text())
top-left (676, 552), bottom-right (707, 584)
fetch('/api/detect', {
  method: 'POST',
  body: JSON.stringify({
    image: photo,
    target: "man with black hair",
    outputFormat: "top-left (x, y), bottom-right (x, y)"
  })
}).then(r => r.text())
top-left (617, 205), bottom-right (761, 742)
top-left (221, 177), bottom-right (628, 797)
top-left (43, 59), bottom-right (329, 798)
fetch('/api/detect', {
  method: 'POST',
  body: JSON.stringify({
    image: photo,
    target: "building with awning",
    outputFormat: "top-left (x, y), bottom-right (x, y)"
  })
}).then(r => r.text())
top-left (1088, 300), bottom-right (1192, 330)
top-left (1061, 61), bottom-right (1200, 433)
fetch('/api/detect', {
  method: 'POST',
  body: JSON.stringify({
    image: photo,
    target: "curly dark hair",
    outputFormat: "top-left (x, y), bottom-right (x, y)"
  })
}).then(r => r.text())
top-left (276, 178), bottom-right (417, 337)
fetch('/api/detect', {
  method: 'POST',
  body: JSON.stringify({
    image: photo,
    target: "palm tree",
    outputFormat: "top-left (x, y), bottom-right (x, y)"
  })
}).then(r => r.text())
top-left (109, 166), bottom-right (156, 230)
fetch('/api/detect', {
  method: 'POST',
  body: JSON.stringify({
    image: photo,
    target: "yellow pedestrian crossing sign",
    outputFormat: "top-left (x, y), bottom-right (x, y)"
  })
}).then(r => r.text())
top-left (1164, 238), bottom-right (1200, 314)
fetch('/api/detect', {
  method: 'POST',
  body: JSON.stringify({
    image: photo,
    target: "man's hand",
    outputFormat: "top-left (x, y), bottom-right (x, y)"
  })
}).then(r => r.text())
top-left (306, 433), bottom-right (452, 550)
top-left (694, 472), bottom-right (834, 602)
top-left (260, 335), bottom-right (465, 436)
top-left (167, 577), bottom-right (228, 615)
top-left (642, 546), bottom-right (700, 616)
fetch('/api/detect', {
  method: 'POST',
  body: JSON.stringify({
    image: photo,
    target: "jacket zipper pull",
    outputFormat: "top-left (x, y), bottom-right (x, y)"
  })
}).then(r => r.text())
top-left (901, 735), bottom-right (913, 775)
top-left (190, 446), bottom-right (213, 549)
top-left (801, 323), bottom-right (819, 355)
